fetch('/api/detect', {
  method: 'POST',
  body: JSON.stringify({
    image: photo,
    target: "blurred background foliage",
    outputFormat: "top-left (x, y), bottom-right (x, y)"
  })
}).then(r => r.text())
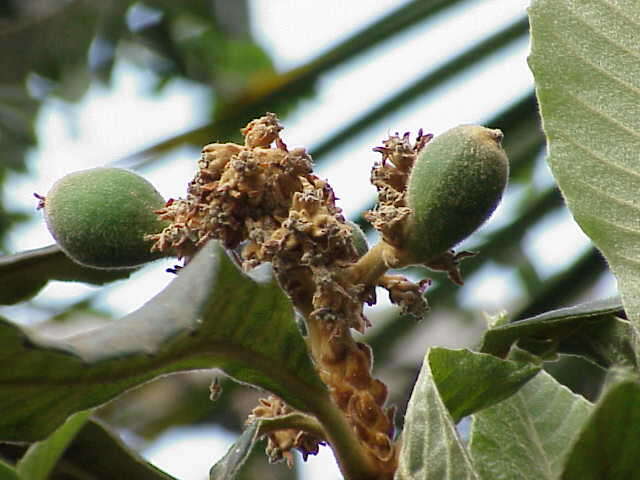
top-left (0, 0), bottom-right (615, 478)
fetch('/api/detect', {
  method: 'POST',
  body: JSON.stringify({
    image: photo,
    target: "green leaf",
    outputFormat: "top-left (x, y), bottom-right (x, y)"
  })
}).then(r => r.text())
top-left (469, 371), bottom-right (592, 480)
top-left (0, 459), bottom-right (19, 480)
top-left (16, 410), bottom-right (91, 480)
top-left (0, 241), bottom-right (325, 442)
top-left (480, 297), bottom-right (634, 368)
top-left (2, 417), bottom-right (179, 480)
top-left (395, 348), bottom-right (480, 480)
top-left (528, 1), bottom-right (640, 326)
top-left (53, 419), bottom-right (178, 480)
top-left (429, 348), bottom-right (540, 423)
top-left (209, 422), bottom-right (259, 480)
top-left (0, 245), bottom-right (136, 305)
top-left (396, 348), bottom-right (540, 479)
top-left (560, 379), bottom-right (640, 480)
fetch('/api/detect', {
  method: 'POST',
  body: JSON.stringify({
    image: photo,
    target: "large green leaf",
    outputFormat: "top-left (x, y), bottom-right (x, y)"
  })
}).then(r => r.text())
top-left (0, 245), bottom-right (136, 305)
top-left (480, 297), bottom-right (635, 368)
top-left (560, 379), bottom-right (640, 480)
top-left (428, 348), bottom-right (540, 423)
top-left (528, 1), bottom-right (640, 325)
top-left (396, 388), bottom-right (477, 478)
top-left (469, 371), bottom-right (592, 480)
top-left (397, 347), bottom-right (539, 480)
top-left (16, 410), bottom-right (91, 480)
top-left (0, 417), bottom-right (179, 480)
top-left (52, 418), bottom-right (178, 480)
top-left (0, 241), bottom-right (325, 442)
top-left (0, 459), bottom-right (19, 480)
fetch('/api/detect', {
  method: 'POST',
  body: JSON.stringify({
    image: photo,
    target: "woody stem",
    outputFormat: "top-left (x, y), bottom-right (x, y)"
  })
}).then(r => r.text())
top-left (299, 305), bottom-right (385, 480)
top-left (345, 241), bottom-right (394, 286)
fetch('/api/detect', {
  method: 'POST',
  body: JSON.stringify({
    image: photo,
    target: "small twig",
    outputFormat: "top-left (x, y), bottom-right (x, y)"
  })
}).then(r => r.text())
top-left (345, 242), bottom-right (394, 286)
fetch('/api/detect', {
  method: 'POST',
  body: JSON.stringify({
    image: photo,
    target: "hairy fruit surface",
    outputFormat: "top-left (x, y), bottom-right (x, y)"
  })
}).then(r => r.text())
top-left (43, 167), bottom-right (168, 269)
top-left (403, 125), bottom-right (509, 265)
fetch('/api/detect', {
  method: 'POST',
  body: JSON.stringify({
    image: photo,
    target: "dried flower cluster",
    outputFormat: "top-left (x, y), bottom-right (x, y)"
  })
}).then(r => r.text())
top-left (366, 130), bottom-right (432, 247)
top-left (248, 396), bottom-right (324, 466)
top-left (366, 130), bottom-right (473, 285)
top-left (147, 113), bottom-right (373, 329)
top-left (147, 113), bottom-right (434, 474)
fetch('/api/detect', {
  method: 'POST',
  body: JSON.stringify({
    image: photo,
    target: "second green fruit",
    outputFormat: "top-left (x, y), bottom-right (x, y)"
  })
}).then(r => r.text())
top-left (403, 125), bottom-right (509, 264)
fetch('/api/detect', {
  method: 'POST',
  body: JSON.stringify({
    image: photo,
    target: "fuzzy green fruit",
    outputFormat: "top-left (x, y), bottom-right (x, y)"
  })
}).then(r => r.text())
top-left (403, 125), bottom-right (508, 264)
top-left (43, 167), bottom-right (168, 269)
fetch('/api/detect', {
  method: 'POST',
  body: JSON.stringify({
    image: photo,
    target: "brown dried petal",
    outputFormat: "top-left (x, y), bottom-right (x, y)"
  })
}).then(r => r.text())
top-left (242, 112), bottom-right (283, 148)
top-left (199, 143), bottom-right (243, 182)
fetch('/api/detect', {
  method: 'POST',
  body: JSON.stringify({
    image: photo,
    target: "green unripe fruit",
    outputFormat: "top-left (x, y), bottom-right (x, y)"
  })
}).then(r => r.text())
top-left (43, 167), bottom-right (168, 269)
top-left (403, 125), bottom-right (508, 264)
top-left (347, 221), bottom-right (369, 257)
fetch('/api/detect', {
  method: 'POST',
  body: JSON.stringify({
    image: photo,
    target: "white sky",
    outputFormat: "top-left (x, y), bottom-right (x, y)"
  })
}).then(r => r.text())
top-left (0, 0), bottom-right (616, 479)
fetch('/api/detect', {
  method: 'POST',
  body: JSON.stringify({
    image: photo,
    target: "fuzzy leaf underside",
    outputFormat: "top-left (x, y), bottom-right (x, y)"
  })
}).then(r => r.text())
top-left (395, 349), bottom-right (478, 480)
top-left (528, 0), bottom-right (640, 327)
top-left (396, 348), bottom-right (540, 479)
top-left (560, 380), bottom-right (640, 480)
top-left (0, 241), bottom-right (324, 442)
top-left (480, 296), bottom-right (634, 368)
top-left (469, 371), bottom-right (592, 480)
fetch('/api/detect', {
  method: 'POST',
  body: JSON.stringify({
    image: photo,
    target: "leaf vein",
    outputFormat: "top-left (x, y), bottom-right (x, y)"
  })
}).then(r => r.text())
top-left (601, 0), bottom-right (640, 31)
top-left (570, 0), bottom-right (640, 64)
top-left (575, 208), bottom-right (640, 240)
top-left (612, 251), bottom-right (640, 268)
top-left (572, 176), bottom-right (640, 212)
top-left (554, 131), bottom-right (640, 180)
top-left (514, 391), bottom-right (553, 478)
top-left (546, 82), bottom-right (640, 145)
top-left (545, 26), bottom-right (640, 101)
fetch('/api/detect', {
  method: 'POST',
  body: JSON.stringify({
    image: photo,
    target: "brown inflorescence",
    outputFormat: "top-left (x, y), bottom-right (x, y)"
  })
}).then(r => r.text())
top-left (147, 113), bottom-right (433, 474)
top-left (358, 130), bottom-right (436, 318)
